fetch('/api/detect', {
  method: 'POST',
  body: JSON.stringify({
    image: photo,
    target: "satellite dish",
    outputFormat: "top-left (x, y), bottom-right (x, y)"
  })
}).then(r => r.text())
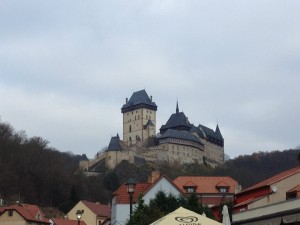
top-left (271, 185), bottom-right (278, 193)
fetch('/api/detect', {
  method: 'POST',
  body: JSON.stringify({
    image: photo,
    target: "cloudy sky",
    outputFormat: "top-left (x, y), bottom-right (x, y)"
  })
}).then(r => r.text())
top-left (1, 0), bottom-right (299, 159)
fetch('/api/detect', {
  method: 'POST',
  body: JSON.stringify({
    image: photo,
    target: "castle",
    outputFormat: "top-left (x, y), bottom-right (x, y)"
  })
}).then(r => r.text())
top-left (80, 89), bottom-right (224, 172)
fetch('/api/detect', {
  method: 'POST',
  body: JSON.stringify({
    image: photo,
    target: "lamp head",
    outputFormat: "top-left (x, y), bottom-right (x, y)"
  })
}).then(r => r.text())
top-left (76, 210), bottom-right (83, 219)
top-left (125, 178), bottom-right (136, 194)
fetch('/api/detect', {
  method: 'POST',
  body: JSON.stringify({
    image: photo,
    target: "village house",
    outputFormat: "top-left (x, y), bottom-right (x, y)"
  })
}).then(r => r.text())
top-left (111, 171), bottom-right (183, 225)
top-left (0, 203), bottom-right (50, 225)
top-left (232, 162), bottom-right (300, 225)
top-left (50, 218), bottom-right (87, 225)
top-left (173, 176), bottom-right (239, 220)
top-left (67, 200), bottom-right (110, 225)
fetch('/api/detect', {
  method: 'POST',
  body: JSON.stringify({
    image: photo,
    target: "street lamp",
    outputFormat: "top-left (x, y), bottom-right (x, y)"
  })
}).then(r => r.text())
top-left (76, 210), bottom-right (84, 225)
top-left (125, 178), bottom-right (136, 225)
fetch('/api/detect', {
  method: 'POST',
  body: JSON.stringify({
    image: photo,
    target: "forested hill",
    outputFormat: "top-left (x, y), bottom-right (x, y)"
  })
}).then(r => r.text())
top-left (0, 120), bottom-right (299, 213)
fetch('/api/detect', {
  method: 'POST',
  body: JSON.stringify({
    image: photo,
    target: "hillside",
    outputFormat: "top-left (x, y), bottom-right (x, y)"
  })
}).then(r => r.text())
top-left (0, 120), bottom-right (299, 213)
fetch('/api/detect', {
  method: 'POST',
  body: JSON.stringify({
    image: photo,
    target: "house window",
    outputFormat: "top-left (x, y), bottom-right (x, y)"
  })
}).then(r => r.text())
top-left (286, 192), bottom-right (297, 200)
top-left (8, 210), bottom-right (13, 216)
top-left (219, 187), bottom-right (227, 193)
top-left (186, 187), bottom-right (195, 193)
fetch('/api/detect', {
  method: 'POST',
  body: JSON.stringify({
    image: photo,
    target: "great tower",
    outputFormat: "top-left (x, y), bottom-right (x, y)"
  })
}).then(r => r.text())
top-left (121, 90), bottom-right (157, 145)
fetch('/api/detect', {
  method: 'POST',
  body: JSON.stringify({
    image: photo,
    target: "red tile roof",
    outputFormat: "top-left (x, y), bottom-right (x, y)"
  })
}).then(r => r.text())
top-left (81, 201), bottom-right (110, 218)
top-left (0, 204), bottom-right (49, 224)
top-left (52, 218), bottom-right (87, 225)
top-left (241, 166), bottom-right (300, 193)
top-left (287, 184), bottom-right (300, 193)
top-left (113, 183), bottom-right (152, 204)
top-left (173, 176), bottom-right (238, 194)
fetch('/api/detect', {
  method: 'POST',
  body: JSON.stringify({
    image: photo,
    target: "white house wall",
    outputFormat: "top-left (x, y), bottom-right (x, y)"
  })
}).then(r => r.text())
top-left (143, 177), bottom-right (182, 204)
top-left (111, 204), bottom-right (134, 225)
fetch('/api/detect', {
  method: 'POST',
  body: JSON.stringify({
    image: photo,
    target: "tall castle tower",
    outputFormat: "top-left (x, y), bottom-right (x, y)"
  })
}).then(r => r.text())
top-left (121, 90), bottom-right (157, 145)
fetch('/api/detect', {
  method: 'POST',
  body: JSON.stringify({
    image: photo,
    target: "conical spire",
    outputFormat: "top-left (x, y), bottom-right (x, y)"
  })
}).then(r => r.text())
top-left (215, 124), bottom-right (223, 140)
top-left (176, 100), bottom-right (179, 113)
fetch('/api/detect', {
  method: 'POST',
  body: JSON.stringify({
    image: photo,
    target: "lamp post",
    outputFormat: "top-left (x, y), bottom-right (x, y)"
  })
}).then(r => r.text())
top-left (76, 210), bottom-right (84, 225)
top-left (125, 178), bottom-right (136, 225)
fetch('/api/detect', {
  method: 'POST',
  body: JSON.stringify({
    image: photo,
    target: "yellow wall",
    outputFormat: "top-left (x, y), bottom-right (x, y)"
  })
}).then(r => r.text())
top-left (0, 210), bottom-right (26, 225)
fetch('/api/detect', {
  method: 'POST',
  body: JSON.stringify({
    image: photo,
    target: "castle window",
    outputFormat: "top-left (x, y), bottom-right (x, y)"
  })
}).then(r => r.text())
top-left (138, 115), bottom-right (140, 119)
top-left (129, 137), bottom-right (132, 142)
top-left (129, 125), bottom-right (132, 132)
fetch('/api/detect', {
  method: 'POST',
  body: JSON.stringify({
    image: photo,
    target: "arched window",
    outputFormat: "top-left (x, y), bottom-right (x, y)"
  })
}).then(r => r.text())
top-left (129, 125), bottom-right (132, 132)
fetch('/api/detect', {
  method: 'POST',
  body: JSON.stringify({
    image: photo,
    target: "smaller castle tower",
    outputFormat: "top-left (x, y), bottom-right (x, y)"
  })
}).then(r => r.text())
top-left (121, 90), bottom-right (157, 145)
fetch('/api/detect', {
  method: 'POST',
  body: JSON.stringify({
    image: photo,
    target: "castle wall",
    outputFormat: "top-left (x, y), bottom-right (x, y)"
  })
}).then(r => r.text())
top-left (105, 150), bottom-right (135, 169)
top-left (158, 141), bottom-right (204, 165)
top-left (200, 138), bottom-right (224, 164)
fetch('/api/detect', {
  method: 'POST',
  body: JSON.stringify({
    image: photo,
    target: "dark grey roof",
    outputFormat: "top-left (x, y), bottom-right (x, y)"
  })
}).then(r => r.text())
top-left (159, 129), bottom-right (203, 145)
top-left (121, 89), bottom-right (157, 113)
top-left (198, 124), bottom-right (223, 141)
top-left (145, 120), bottom-right (155, 126)
top-left (106, 134), bottom-right (123, 151)
top-left (160, 111), bottom-right (192, 132)
top-left (190, 125), bottom-right (205, 139)
top-left (215, 124), bottom-right (224, 140)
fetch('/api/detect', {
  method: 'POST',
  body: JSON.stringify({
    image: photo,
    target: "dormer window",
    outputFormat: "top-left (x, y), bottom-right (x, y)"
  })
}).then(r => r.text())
top-left (186, 187), bottom-right (196, 193)
top-left (216, 181), bottom-right (230, 193)
top-left (286, 185), bottom-right (300, 200)
top-left (219, 187), bottom-right (228, 193)
top-left (183, 181), bottom-right (197, 193)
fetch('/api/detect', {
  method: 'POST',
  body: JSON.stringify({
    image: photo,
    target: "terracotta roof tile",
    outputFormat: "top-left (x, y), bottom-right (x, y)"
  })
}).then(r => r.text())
top-left (216, 181), bottom-right (230, 187)
top-left (174, 176), bottom-right (238, 194)
top-left (81, 201), bottom-right (110, 218)
top-left (241, 166), bottom-right (300, 193)
top-left (1, 204), bottom-right (49, 224)
top-left (287, 184), bottom-right (300, 193)
top-left (183, 181), bottom-right (197, 187)
top-left (52, 218), bottom-right (87, 225)
top-left (113, 183), bottom-right (152, 204)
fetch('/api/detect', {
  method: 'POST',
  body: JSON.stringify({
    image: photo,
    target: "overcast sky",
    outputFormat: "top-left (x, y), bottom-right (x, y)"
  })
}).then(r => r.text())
top-left (1, 1), bottom-right (300, 159)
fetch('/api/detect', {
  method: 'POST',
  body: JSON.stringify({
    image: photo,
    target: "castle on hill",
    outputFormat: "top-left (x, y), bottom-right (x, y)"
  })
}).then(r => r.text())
top-left (80, 89), bottom-right (224, 172)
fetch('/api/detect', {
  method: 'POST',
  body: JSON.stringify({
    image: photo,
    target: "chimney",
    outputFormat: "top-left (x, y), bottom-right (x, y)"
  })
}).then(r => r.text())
top-left (126, 98), bottom-right (128, 104)
top-left (148, 171), bottom-right (161, 183)
top-left (235, 184), bottom-right (242, 194)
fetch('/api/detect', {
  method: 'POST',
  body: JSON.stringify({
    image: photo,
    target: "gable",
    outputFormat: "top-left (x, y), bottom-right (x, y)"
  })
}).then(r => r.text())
top-left (0, 209), bottom-right (24, 222)
top-left (143, 177), bottom-right (182, 204)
